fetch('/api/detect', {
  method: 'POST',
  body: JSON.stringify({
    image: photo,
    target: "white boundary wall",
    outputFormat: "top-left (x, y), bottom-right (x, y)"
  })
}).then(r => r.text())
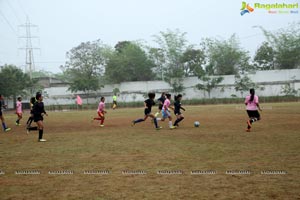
top-left (41, 69), bottom-right (300, 105)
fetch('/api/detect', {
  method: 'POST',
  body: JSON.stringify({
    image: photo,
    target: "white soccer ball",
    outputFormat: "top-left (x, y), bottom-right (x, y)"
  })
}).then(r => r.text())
top-left (194, 121), bottom-right (200, 127)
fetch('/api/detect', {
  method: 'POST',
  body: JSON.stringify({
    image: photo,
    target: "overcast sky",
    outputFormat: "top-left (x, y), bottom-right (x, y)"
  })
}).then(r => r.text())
top-left (0, 0), bottom-right (299, 73)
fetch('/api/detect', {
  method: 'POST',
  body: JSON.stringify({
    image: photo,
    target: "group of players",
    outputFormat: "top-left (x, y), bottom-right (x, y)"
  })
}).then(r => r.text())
top-left (0, 92), bottom-right (48, 142)
top-left (91, 89), bottom-right (262, 132)
top-left (0, 88), bottom-right (262, 142)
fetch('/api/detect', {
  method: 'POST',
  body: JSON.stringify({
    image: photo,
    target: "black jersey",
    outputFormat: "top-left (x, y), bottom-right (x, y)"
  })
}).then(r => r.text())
top-left (0, 100), bottom-right (3, 111)
top-left (174, 100), bottom-right (182, 114)
top-left (33, 101), bottom-right (46, 116)
top-left (145, 99), bottom-right (155, 112)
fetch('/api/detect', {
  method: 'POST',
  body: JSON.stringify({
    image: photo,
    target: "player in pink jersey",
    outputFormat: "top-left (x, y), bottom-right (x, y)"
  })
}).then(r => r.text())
top-left (15, 97), bottom-right (23, 126)
top-left (156, 93), bottom-right (176, 129)
top-left (245, 88), bottom-right (262, 132)
top-left (92, 97), bottom-right (107, 127)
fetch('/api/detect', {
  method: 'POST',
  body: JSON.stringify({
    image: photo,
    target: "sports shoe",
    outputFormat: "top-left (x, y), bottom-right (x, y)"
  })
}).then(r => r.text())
top-left (26, 128), bottom-right (30, 134)
top-left (38, 139), bottom-right (47, 142)
top-left (169, 126), bottom-right (176, 129)
top-left (154, 112), bottom-right (159, 117)
top-left (16, 123), bottom-right (21, 126)
top-left (131, 121), bottom-right (135, 126)
top-left (99, 124), bottom-right (104, 127)
top-left (156, 126), bottom-right (162, 130)
top-left (4, 128), bottom-right (11, 132)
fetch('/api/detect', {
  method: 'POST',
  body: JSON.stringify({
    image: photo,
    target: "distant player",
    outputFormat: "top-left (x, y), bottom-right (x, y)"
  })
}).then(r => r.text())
top-left (93, 97), bottom-right (107, 127)
top-left (132, 92), bottom-right (161, 130)
top-left (26, 97), bottom-right (36, 129)
top-left (155, 92), bottom-right (166, 117)
top-left (156, 93), bottom-right (176, 129)
top-left (245, 88), bottom-right (262, 132)
top-left (173, 94), bottom-right (185, 127)
top-left (27, 92), bottom-right (48, 142)
top-left (0, 94), bottom-right (11, 132)
top-left (112, 94), bottom-right (117, 110)
top-left (15, 97), bottom-right (23, 126)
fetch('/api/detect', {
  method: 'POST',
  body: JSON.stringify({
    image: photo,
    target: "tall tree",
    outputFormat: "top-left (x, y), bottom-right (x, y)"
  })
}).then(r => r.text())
top-left (0, 64), bottom-right (33, 107)
top-left (181, 48), bottom-right (206, 77)
top-left (202, 35), bottom-right (252, 75)
top-left (253, 42), bottom-right (275, 70)
top-left (256, 22), bottom-right (300, 69)
top-left (153, 29), bottom-right (189, 93)
top-left (64, 40), bottom-right (109, 103)
top-left (105, 41), bottom-right (155, 83)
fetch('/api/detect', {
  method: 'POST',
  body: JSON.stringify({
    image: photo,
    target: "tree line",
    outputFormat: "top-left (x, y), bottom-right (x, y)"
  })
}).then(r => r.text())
top-left (1, 22), bottom-right (299, 101)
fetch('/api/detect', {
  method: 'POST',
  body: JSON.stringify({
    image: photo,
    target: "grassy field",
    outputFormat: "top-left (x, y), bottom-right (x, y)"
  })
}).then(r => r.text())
top-left (0, 102), bottom-right (299, 200)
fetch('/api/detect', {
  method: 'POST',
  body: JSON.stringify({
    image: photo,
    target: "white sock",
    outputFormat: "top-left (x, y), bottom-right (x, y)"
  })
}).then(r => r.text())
top-left (168, 121), bottom-right (172, 128)
top-left (156, 118), bottom-right (161, 121)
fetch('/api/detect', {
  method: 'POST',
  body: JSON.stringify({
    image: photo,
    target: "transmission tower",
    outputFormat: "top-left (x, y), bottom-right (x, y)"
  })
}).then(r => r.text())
top-left (18, 16), bottom-right (40, 79)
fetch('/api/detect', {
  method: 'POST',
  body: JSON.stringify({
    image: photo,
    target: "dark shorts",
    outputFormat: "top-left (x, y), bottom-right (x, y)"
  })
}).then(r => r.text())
top-left (34, 115), bottom-right (43, 122)
top-left (113, 101), bottom-right (117, 105)
top-left (174, 111), bottom-right (182, 116)
top-left (247, 110), bottom-right (260, 119)
top-left (144, 108), bottom-right (151, 115)
top-left (158, 104), bottom-right (163, 110)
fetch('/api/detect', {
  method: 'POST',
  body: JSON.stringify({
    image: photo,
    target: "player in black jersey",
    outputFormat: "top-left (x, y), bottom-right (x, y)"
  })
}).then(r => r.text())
top-left (173, 94), bottom-right (185, 127)
top-left (132, 92), bottom-right (161, 130)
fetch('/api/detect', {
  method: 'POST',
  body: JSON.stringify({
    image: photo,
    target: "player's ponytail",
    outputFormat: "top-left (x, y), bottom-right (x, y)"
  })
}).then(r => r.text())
top-left (249, 88), bottom-right (255, 102)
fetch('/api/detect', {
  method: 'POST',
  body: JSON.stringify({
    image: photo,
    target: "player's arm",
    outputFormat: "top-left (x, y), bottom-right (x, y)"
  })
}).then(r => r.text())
top-left (180, 106), bottom-right (186, 111)
top-left (256, 103), bottom-right (262, 111)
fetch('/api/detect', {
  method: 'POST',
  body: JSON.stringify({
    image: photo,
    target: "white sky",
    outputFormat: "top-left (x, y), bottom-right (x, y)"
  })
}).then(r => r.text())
top-left (0, 0), bottom-right (299, 73)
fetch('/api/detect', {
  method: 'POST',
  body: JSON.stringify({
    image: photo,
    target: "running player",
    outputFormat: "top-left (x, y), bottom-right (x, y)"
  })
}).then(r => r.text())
top-left (93, 97), bottom-right (107, 127)
top-left (132, 92), bottom-right (161, 130)
top-left (245, 88), bottom-right (262, 132)
top-left (26, 97), bottom-right (36, 129)
top-left (156, 93), bottom-right (176, 129)
top-left (173, 94), bottom-right (185, 127)
top-left (155, 92), bottom-right (166, 117)
top-left (27, 92), bottom-right (48, 142)
top-left (15, 97), bottom-right (23, 126)
top-left (0, 94), bottom-right (11, 132)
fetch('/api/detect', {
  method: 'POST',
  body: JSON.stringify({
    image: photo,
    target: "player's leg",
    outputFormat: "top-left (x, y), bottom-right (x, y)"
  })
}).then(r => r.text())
top-left (174, 113), bottom-right (184, 126)
top-left (149, 113), bottom-right (161, 129)
top-left (37, 120), bottom-right (46, 142)
top-left (0, 113), bottom-right (11, 132)
top-left (132, 115), bottom-right (148, 126)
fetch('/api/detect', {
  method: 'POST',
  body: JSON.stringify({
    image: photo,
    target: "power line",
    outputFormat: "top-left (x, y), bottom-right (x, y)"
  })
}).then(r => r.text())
top-left (0, 10), bottom-right (18, 36)
top-left (6, 1), bottom-right (22, 24)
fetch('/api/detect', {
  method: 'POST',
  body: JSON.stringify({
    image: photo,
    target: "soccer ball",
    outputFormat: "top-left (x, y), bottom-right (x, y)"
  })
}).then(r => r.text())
top-left (194, 121), bottom-right (200, 127)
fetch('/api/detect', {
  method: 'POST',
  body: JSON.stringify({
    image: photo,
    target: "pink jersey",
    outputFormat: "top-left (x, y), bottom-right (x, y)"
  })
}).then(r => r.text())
top-left (163, 99), bottom-right (170, 111)
top-left (97, 101), bottom-right (105, 112)
top-left (16, 101), bottom-right (22, 113)
top-left (245, 95), bottom-right (259, 110)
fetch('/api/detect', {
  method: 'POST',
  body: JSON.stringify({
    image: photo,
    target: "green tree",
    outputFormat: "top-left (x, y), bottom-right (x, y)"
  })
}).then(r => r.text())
top-left (202, 35), bottom-right (252, 75)
top-left (153, 29), bottom-right (189, 93)
top-left (64, 40), bottom-right (108, 103)
top-left (181, 48), bottom-right (206, 77)
top-left (253, 42), bottom-right (275, 70)
top-left (196, 76), bottom-right (223, 98)
top-left (105, 41), bottom-right (155, 83)
top-left (0, 64), bottom-right (33, 107)
top-left (234, 74), bottom-right (256, 97)
top-left (256, 22), bottom-right (300, 69)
